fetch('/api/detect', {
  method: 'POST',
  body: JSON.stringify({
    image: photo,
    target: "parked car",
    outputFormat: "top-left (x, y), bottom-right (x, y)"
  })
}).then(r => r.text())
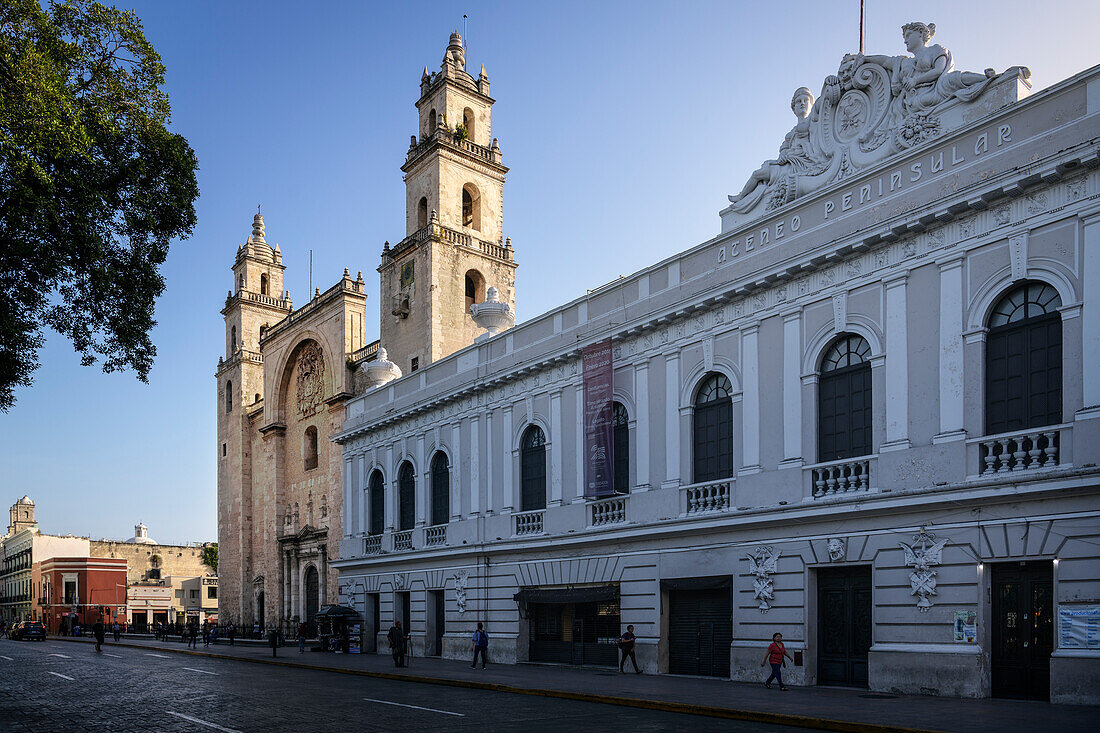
top-left (11, 621), bottom-right (46, 641)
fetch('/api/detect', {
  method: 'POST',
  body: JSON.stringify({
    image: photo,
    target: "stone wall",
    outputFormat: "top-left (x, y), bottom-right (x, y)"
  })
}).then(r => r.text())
top-left (90, 540), bottom-right (212, 585)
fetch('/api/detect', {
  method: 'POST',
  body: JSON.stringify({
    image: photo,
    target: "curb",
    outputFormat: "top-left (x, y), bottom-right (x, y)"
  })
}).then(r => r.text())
top-left (49, 637), bottom-right (942, 733)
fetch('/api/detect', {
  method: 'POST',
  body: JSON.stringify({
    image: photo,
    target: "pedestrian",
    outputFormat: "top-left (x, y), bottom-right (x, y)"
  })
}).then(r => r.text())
top-left (228, 622), bottom-right (235, 646)
top-left (470, 622), bottom-right (489, 669)
top-left (298, 621), bottom-right (307, 653)
top-left (92, 619), bottom-right (105, 653)
top-left (188, 621), bottom-right (199, 649)
top-left (268, 626), bottom-right (279, 657)
top-left (761, 632), bottom-right (793, 691)
top-left (112, 621), bottom-right (121, 642)
top-left (618, 624), bottom-right (642, 674)
top-left (387, 620), bottom-right (407, 667)
top-left (202, 619), bottom-right (210, 647)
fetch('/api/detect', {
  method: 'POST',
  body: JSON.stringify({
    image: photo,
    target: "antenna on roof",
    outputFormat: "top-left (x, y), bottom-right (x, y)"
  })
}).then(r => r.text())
top-left (859, 0), bottom-right (866, 53)
top-left (463, 14), bottom-right (468, 50)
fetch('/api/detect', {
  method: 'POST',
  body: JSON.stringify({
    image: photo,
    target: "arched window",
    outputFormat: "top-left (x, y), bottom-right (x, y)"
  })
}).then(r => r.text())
top-left (417, 196), bottom-right (428, 229)
top-left (462, 107), bottom-right (475, 141)
top-left (464, 269), bottom-right (484, 311)
top-left (986, 282), bottom-right (1062, 434)
top-left (462, 183), bottom-right (481, 230)
top-left (613, 402), bottom-right (630, 493)
top-left (303, 425), bottom-right (319, 471)
top-left (520, 426), bottom-right (547, 511)
top-left (225, 381), bottom-right (233, 413)
top-left (818, 335), bottom-right (872, 462)
top-left (431, 452), bottom-right (450, 525)
top-left (368, 470), bottom-right (385, 536)
top-left (428, 108), bottom-right (437, 133)
top-left (693, 373), bottom-right (733, 482)
top-left (260, 273), bottom-right (269, 296)
top-left (398, 461), bottom-right (415, 531)
top-left (231, 326), bottom-right (237, 353)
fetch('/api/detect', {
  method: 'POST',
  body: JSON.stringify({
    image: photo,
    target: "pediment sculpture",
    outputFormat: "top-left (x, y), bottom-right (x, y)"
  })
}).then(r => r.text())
top-left (725, 22), bottom-right (1029, 225)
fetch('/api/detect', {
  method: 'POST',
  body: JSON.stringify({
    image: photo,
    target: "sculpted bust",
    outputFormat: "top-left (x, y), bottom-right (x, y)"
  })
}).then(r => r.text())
top-left (723, 22), bottom-right (1029, 227)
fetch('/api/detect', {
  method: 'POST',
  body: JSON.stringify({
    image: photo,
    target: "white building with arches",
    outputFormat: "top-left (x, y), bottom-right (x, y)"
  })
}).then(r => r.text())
top-left (332, 26), bottom-right (1100, 703)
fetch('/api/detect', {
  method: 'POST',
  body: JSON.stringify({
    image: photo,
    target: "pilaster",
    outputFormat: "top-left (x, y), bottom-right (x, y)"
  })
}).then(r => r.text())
top-left (883, 274), bottom-right (911, 451)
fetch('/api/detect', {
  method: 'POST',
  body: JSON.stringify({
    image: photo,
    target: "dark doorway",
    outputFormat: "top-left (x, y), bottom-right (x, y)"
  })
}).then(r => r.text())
top-left (367, 593), bottom-right (380, 653)
top-left (304, 566), bottom-right (320, 633)
top-left (397, 591), bottom-right (411, 639)
top-left (529, 600), bottom-right (620, 667)
top-left (256, 591), bottom-right (265, 630)
top-left (668, 586), bottom-right (732, 677)
top-left (430, 590), bottom-right (445, 657)
top-left (992, 561), bottom-right (1053, 700)
top-left (817, 566), bottom-right (872, 687)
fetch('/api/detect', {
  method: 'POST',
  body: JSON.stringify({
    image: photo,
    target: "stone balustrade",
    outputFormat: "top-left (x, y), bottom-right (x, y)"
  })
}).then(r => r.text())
top-left (513, 509), bottom-right (544, 536)
top-left (808, 456), bottom-right (873, 498)
top-left (978, 427), bottom-right (1062, 475)
top-left (392, 530), bottom-right (413, 552)
top-left (589, 496), bottom-right (628, 527)
top-left (363, 534), bottom-right (382, 555)
top-left (425, 524), bottom-right (447, 547)
top-left (681, 479), bottom-right (733, 515)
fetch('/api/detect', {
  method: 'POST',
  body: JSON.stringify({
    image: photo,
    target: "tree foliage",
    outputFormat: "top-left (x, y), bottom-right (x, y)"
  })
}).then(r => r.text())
top-left (201, 543), bottom-right (217, 572)
top-left (0, 0), bottom-right (199, 410)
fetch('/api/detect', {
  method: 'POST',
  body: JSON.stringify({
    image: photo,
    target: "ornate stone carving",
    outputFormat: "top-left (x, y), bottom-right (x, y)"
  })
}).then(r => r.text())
top-left (827, 537), bottom-right (847, 562)
top-left (296, 341), bottom-right (325, 417)
top-left (393, 573), bottom-right (408, 590)
top-left (749, 546), bottom-right (779, 613)
top-left (454, 570), bottom-right (469, 614)
top-left (726, 22), bottom-right (1027, 227)
top-left (900, 526), bottom-right (949, 611)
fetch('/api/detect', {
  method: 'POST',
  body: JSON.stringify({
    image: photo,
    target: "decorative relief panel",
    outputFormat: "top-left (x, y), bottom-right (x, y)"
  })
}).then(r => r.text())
top-left (749, 545), bottom-right (779, 613)
top-left (296, 341), bottom-right (325, 417)
top-left (900, 527), bottom-right (948, 611)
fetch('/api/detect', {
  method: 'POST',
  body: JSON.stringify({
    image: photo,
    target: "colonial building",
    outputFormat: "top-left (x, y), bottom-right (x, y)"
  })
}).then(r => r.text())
top-left (333, 24), bottom-right (1100, 704)
top-left (1, 497), bottom-right (87, 625)
top-left (215, 32), bottom-right (515, 633)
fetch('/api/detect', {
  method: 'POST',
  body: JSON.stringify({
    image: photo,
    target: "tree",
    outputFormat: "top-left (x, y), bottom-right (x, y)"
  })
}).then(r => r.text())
top-left (201, 543), bottom-right (217, 573)
top-left (0, 0), bottom-right (199, 410)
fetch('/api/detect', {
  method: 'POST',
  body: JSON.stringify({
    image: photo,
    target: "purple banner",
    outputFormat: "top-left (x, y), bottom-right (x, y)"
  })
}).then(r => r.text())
top-left (583, 339), bottom-right (614, 499)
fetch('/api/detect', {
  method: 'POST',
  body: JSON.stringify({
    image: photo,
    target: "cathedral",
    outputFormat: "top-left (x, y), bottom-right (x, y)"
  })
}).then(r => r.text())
top-left (215, 32), bottom-right (516, 631)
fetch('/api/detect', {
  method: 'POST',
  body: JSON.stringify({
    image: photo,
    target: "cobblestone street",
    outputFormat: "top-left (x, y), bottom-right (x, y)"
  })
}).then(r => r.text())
top-left (0, 638), bottom-right (800, 732)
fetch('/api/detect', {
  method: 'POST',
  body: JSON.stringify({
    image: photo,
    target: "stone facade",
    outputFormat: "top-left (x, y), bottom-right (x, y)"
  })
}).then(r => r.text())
top-left (216, 33), bottom-right (517, 634)
top-left (333, 25), bottom-right (1100, 705)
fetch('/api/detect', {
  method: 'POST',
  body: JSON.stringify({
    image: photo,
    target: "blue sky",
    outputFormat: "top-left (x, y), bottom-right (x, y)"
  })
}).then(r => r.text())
top-left (3, 0), bottom-right (1097, 544)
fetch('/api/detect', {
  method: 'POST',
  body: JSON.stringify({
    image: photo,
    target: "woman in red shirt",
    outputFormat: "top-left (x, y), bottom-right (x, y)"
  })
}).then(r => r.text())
top-left (760, 632), bottom-right (793, 690)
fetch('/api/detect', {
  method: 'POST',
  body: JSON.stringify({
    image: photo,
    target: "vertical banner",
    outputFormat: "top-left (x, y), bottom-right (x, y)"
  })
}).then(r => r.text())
top-left (583, 339), bottom-right (614, 499)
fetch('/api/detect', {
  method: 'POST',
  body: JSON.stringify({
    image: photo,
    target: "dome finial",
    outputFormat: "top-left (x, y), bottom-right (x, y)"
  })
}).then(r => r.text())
top-left (252, 206), bottom-right (266, 244)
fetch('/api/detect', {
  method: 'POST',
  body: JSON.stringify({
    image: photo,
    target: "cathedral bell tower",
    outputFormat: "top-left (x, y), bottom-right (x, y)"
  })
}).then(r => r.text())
top-left (380, 31), bottom-right (517, 372)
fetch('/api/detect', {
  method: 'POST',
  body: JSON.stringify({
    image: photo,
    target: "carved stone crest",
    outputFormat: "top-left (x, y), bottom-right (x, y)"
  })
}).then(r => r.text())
top-left (827, 538), bottom-right (847, 562)
top-left (749, 546), bottom-right (780, 613)
top-left (296, 341), bottom-right (325, 417)
top-left (900, 526), bottom-right (949, 611)
top-left (454, 570), bottom-right (469, 615)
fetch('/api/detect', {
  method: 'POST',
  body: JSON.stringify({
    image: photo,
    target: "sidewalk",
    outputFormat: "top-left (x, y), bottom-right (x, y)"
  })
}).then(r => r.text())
top-left (50, 635), bottom-right (1097, 733)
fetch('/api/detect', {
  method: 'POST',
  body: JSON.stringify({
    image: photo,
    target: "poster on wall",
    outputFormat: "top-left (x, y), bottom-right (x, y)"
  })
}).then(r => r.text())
top-left (348, 624), bottom-right (361, 654)
top-left (953, 610), bottom-right (977, 642)
top-left (1058, 605), bottom-right (1100, 649)
top-left (582, 339), bottom-right (614, 499)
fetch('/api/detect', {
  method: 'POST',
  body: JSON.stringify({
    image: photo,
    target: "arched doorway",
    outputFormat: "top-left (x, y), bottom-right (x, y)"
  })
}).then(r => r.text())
top-left (256, 591), bottom-right (265, 631)
top-left (304, 565), bottom-right (320, 634)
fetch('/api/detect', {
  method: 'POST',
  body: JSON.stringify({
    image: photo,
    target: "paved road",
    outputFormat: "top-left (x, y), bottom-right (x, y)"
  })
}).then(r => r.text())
top-left (0, 638), bottom-right (802, 732)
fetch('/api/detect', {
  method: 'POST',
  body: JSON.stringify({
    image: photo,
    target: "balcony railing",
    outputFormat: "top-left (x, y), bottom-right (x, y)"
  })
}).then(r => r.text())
top-left (392, 530), bottom-right (413, 552)
top-left (976, 426), bottom-right (1063, 475)
top-left (513, 509), bottom-right (545, 536)
top-left (807, 455), bottom-right (873, 498)
top-left (681, 478), bottom-right (733, 515)
top-left (425, 524), bottom-right (447, 547)
top-left (589, 496), bottom-right (628, 527)
top-left (363, 534), bottom-right (383, 555)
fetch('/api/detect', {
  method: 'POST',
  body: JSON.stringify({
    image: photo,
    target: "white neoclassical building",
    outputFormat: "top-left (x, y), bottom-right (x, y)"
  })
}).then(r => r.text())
top-left (332, 24), bottom-right (1100, 704)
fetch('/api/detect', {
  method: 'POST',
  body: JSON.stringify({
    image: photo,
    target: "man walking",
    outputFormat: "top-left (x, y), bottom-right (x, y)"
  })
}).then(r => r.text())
top-left (268, 626), bottom-right (279, 657)
top-left (387, 620), bottom-right (407, 667)
top-left (618, 625), bottom-right (642, 674)
top-left (112, 621), bottom-right (121, 642)
top-left (202, 620), bottom-right (210, 647)
top-left (92, 619), bottom-right (105, 653)
top-left (227, 622), bottom-right (235, 646)
top-left (470, 622), bottom-right (489, 669)
top-left (298, 622), bottom-right (307, 653)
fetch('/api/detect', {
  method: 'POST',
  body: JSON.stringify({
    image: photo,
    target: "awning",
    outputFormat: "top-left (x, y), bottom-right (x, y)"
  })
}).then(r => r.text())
top-left (660, 576), bottom-right (732, 591)
top-left (314, 604), bottom-right (362, 619)
top-left (513, 585), bottom-right (619, 605)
